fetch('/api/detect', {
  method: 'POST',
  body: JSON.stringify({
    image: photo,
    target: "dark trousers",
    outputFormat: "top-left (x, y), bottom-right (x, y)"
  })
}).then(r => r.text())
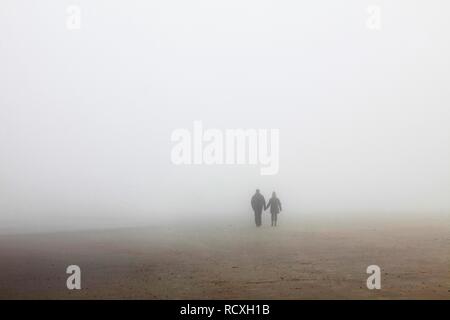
top-left (271, 213), bottom-right (277, 226)
top-left (254, 209), bottom-right (263, 227)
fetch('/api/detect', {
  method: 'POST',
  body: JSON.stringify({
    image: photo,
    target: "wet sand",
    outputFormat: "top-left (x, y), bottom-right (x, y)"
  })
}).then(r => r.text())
top-left (0, 215), bottom-right (449, 299)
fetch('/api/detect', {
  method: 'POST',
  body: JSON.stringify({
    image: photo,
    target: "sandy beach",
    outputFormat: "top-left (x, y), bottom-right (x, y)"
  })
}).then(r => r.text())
top-left (0, 215), bottom-right (449, 299)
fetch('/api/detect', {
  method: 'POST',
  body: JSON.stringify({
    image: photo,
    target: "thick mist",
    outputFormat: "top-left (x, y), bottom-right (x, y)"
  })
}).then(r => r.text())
top-left (1, 1), bottom-right (449, 233)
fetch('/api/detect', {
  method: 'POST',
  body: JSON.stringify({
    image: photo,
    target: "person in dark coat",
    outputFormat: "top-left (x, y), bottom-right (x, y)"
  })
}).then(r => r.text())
top-left (265, 192), bottom-right (282, 227)
top-left (251, 189), bottom-right (266, 227)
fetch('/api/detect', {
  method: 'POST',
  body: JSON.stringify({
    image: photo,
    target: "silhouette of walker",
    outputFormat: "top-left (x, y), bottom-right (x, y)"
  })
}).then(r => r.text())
top-left (265, 192), bottom-right (282, 227)
top-left (251, 189), bottom-right (266, 227)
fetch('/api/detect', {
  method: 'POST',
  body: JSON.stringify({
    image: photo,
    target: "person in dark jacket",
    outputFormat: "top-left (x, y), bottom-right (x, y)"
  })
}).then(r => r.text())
top-left (251, 189), bottom-right (266, 227)
top-left (265, 192), bottom-right (282, 227)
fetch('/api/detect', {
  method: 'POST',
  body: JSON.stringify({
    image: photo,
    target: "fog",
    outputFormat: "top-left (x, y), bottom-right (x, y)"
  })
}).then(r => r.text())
top-left (1, 1), bottom-right (449, 233)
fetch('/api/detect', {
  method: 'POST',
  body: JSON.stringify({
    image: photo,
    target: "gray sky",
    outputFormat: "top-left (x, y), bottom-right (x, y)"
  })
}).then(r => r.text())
top-left (1, 1), bottom-right (449, 232)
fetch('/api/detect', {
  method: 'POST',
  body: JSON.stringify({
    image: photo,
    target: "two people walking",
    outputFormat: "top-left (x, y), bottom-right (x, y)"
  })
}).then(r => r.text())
top-left (251, 190), bottom-right (282, 227)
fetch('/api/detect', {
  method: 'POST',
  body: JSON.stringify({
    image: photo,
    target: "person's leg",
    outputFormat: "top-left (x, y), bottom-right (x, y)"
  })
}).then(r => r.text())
top-left (271, 214), bottom-right (274, 226)
top-left (274, 214), bottom-right (277, 226)
top-left (255, 210), bottom-right (262, 227)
